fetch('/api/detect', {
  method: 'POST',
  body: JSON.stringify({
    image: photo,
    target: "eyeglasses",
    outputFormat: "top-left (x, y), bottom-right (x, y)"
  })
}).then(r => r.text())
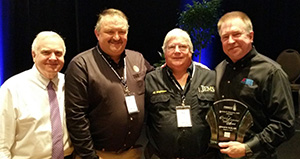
top-left (167, 44), bottom-right (189, 52)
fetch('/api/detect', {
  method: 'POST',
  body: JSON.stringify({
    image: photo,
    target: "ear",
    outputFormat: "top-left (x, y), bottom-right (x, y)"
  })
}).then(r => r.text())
top-left (94, 29), bottom-right (100, 41)
top-left (249, 31), bottom-right (254, 43)
top-left (32, 51), bottom-right (36, 62)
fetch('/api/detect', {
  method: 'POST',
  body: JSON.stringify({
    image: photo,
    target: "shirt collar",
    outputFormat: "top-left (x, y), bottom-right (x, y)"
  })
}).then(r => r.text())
top-left (96, 44), bottom-right (126, 65)
top-left (166, 62), bottom-right (193, 77)
top-left (32, 64), bottom-right (59, 90)
top-left (226, 46), bottom-right (257, 68)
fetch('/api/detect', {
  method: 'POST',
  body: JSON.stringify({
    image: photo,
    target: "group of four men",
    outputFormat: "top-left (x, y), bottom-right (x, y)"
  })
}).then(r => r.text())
top-left (0, 8), bottom-right (295, 159)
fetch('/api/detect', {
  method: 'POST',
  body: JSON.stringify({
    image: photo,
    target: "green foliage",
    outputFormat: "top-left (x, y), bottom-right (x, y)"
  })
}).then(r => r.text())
top-left (153, 52), bottom-right (165, 68)
top-left (179, 0), bottom-right (221, 55)
top-left (153, 0), bottom-right (222, 67)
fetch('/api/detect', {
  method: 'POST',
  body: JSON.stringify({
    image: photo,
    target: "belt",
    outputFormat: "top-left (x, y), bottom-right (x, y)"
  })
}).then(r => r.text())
top-left (97, 145), bottom-right (142, 154)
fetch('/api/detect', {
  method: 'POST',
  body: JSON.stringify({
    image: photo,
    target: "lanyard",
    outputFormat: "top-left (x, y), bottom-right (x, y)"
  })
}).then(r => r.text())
top-left (167, 62), bottom-right (195, 106)
top-left (96, 46), bottom-right (129, 93)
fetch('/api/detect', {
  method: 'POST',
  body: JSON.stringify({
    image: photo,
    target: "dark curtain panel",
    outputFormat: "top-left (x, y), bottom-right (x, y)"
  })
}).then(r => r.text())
top-left (4, 0), bottom-right (300, 81)
top-left (9, 0), bottom-right (77, 76)
top-left (6, 0), bottom-right (181, 81)
top-left (221, 0), bottom-right (300, 60)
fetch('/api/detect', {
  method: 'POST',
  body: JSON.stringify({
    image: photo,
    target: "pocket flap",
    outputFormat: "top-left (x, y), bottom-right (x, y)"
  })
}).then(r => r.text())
top-left (150, 94), bottom-right (170, 104)
top-left (197, 92), bottom-right (215, 102)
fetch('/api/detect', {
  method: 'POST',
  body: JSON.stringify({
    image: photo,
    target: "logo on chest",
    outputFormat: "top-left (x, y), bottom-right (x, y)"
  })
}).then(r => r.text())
top-left (241, 78), bottom-right (253, 86)
top-left (198, 85), bottom-right (215, 93)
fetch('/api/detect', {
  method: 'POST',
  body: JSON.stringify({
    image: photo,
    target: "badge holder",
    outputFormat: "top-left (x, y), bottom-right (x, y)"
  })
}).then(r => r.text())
top-left (176, 105), bottom-right (192, 127)
top-left (124, 86), bottom-right (139, 114)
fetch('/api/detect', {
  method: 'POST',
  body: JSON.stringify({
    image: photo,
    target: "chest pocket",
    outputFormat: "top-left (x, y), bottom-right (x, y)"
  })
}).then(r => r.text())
top-left (197, 92), bottom-right (215, 108)
top-left (240, 82), bottom-right (257, 98)
top-left (149, 93), bottom-right (171, 112)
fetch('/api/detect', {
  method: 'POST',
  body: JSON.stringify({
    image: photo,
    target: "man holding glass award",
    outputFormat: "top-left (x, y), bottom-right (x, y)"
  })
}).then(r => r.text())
top-left (208, 11), bottom-right (295, 158)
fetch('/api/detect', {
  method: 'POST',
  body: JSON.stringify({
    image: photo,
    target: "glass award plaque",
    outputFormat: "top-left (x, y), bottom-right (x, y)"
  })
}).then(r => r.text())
top-left (206, 99), bottom-right (253, 148)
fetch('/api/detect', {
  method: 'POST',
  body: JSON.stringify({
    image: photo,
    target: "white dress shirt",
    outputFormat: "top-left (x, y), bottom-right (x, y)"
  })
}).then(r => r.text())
top-left (0, 65), bottom-right (73, 159)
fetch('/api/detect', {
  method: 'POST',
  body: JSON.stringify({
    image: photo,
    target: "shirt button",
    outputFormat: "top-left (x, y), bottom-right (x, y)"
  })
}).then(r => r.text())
top-left (233, 67), bottom-right (236, 70)
top-left (130, 117), bottom-right (133, 121)
top-left (124, 144), bottom-right (126, 147)
top-left (227, 81), bottom-right (230, 83)
top-left (128, 131), bottom-right (131, 135)
top-left (222, 95), bottom-right (225, 98)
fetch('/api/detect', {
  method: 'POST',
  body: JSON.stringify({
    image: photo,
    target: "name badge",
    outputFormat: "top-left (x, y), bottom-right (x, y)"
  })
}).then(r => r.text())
top-left (176, 105), bottom-right (192, 127)
top-left (125, 94), bottom-right (139, 114)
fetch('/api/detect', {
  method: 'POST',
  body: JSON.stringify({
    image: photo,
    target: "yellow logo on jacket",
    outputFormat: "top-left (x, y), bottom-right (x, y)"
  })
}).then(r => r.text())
top-left (152, 90), bottom-right (167, 94)
top-left (198, 85), bottom-right (215, 93)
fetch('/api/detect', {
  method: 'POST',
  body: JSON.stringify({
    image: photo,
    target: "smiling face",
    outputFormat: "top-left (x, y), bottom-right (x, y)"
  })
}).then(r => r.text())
top-left (32, 34), bottom-right (65, 79)
top-left (219, 17), bottom-right (254, 63)
top-left (94, 14), bottom-right (128, 63)
top-left (165, 36), bottom-right (192, 72)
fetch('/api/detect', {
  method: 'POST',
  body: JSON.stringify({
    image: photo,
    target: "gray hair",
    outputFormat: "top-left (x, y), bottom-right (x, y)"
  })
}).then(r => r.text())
top-left (162, 28), bottom-right (193, 54)
top-left (31, 31), bottom-right (66, 54)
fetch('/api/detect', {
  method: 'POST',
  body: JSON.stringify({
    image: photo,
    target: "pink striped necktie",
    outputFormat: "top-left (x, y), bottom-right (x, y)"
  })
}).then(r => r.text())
top-left (47, 81), bottom-right (64, 159)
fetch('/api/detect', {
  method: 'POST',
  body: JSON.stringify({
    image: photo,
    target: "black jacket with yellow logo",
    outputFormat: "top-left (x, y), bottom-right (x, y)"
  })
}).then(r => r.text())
top-left (145, 62), bottom-right (217, 158)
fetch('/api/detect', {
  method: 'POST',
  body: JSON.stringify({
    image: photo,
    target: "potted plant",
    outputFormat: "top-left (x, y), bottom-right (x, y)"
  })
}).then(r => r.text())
top-left (179, 0), bottom-right (222, 62)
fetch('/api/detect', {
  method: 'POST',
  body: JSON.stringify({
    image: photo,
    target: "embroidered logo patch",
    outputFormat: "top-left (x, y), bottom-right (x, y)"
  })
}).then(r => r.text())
top-left (133, 65), bottom-right (140, 72)
top-left (241, 78), bottom-right (253, 86)
top-left (198, 85), bottom-right (215, 93)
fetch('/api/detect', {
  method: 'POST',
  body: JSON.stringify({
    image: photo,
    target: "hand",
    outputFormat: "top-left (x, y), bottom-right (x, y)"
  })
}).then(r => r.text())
top-left (218, 141), bottom-right (246, 158)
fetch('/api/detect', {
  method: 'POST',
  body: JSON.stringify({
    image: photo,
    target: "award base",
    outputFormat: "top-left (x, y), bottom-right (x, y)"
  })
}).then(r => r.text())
top-left (208, 142), bottom-right (220, 149)
top-left (206, 99), bottom-right (253, 147)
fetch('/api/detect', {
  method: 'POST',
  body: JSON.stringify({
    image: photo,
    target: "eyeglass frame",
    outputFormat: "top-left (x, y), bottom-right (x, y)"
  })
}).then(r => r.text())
top-left (166, 44), bottom-right (190, 53)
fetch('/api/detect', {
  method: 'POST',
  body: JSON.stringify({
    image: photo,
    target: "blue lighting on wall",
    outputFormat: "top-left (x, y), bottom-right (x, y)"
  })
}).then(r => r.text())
top-left (180, 0), bottom-right (215, 69)
top-left (193, 42), bottom-right (213, 68)
top-left (0, 2), bottom-right (4, 85)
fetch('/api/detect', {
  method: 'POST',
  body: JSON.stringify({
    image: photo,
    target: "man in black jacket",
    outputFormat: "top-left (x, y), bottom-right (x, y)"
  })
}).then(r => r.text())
top-left (145, 28), bottom-right (218, 159)
top-left (215, 11), bottom-right (295, 158)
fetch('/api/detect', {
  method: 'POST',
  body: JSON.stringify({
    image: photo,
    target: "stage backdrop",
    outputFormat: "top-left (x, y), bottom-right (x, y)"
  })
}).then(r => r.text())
top-left (1, 0), bottom-right (300, 84)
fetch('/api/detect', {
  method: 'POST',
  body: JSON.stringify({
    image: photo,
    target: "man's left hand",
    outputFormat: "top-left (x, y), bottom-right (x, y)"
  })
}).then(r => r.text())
top-left (218, 141), bottom-right (246, 158)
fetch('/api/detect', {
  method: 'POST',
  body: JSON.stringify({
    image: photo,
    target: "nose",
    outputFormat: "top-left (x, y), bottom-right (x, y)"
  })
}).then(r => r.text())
top-left (49, 52), bottom-right (57, 60)
top-left (113, 32), bottom-right (120, 40)
top-left (174, 45), bottom-right (181, 53)
top-left (228, 35), bottom-right (235, 43)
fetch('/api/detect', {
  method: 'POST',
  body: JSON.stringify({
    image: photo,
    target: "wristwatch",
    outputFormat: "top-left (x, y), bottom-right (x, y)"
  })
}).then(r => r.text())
top-left (245, 144), bottom-right (253, 157)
